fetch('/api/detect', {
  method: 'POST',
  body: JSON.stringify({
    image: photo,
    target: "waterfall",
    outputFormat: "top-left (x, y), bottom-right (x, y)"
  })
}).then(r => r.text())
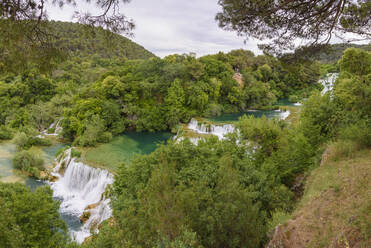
top-left (174, 136), bottom-right (202, 145)
top-left (275, 109), bottom-right (290, 120)
top-left (41, 119), bottom-right (63, 136)
top-left (49, 149), bottom-right (113, 243)
top-left (320, 73), bottom-right (338, 95)
top-left (188, 118), bottom-right (235, 140)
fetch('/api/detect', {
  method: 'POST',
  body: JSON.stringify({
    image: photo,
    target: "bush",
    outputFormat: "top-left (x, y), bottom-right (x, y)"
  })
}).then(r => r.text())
top-left (339, 120), bottom-right (371, 148)
top-left (70, 148), bottom-right (82, 158)
top-left (12, 132), bottom-right (29, 151)
top-left (12, 147), bottom-right (44, 177)
top-left (12, 132), bottom-right (52, 150)
top-left (326, 140), bottom-right (361, 162)
top-left (98, 132), bottom-right (112, 143)
top-left (289, 95), bottom-right (300, 103)
top-left (0, 125), bottom-right (13, 140)
top-left (47, 128), bottom-right (55, 134)
top-left (205, 103), bottom-right (223, 117)
top-left (28, 137), bottom-right (52, 147)
top-left (56, 146), bottom-right (70, 158)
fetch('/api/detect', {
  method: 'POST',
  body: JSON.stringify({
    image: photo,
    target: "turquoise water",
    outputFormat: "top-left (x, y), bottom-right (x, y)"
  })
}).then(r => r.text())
top-left (85, 131), bottom-right (173, 170)
top-left (276, 98), bottom-right (297, 106)
top-left (42, 143), bottom-right (67, 169)
top-left (209, 110), bottom-right (283, 123)
top-left (209, 99), bottom-right (297, 123)
top-left (0, 141), bottom-right (79, 233)
top-left (0, 141), bottom-right (66, 183)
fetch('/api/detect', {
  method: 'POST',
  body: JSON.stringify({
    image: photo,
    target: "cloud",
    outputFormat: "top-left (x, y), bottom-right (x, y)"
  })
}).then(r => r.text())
top-left (46, 0), bottom-right (262, 57)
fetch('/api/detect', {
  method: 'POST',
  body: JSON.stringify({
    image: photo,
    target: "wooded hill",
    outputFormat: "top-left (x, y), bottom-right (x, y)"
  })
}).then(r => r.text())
top-left (312, 43), bottom-right (371, 63)
top-left (49, 21), bottom-right (156, 60)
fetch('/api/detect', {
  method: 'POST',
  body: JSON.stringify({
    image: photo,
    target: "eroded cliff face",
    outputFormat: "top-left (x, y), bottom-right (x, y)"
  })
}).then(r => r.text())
top-left (267, 149), bottom-right (371, 248)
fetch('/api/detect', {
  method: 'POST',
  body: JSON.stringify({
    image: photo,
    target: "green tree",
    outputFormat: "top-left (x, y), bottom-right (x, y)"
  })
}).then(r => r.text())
top-left (165, 80), bottom-right (187, 129)
top-left (216, 0), bottom-right (370, 54)
top-left (339, 48), bottom-right (371, 77)
top-left (0, 183), bottom-right (76, 248)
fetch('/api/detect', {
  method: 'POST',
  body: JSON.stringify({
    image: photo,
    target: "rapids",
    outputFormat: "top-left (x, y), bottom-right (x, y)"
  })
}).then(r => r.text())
top-left (50, 149), bottom-right (113, 243)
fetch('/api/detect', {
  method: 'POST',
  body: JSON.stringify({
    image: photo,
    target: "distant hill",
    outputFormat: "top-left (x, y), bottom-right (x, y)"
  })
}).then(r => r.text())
top-left (49, 21), bottom-right (156, 60)
top-left (313, 43), bottom-right (371, 63)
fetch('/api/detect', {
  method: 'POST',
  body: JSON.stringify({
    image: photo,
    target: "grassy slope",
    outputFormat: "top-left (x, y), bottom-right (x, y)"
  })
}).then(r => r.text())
top-left (268, 148), bottom-right (371, 248)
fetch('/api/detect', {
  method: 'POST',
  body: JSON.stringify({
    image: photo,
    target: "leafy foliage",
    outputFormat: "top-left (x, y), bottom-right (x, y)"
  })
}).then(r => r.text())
top-left (0, 183), bottom-right (77, 248)
top-left (86, 137), bottom-right (291, 248)
top-left (57, 51), bottom-right (320, 145)
top-left (216, 0), bottom-right (371, 54)
top-left (85, 47), bottom-right (371, 247)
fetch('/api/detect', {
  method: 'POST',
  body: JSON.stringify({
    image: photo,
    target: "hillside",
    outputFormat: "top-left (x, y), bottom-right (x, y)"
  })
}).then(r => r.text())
top-left (268, 147), bottom-right (371, 248)
top-left (49, 21), bottom-right (155, 60)
top-left (313, 43), bottom-right (371, 64)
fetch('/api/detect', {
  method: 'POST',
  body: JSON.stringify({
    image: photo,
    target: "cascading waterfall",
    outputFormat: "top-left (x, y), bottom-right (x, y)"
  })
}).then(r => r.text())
top-left (49, 149), bottom-right (113, 243)
top-left (186, 110), bottom-right (290, 141)
top-left (188, 118), bottom-right (235, 140)
top-left (320, 73), bottom-right (338, 95)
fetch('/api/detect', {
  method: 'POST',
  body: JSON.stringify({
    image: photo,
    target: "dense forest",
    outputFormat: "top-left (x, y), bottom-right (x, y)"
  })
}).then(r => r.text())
top-left (0, 20), bottom-right (370, 248)
top-left (48, 21), bottom-right (155, 61)
top-left (0, 23), bottom-right (322, 150)
top-left (75, 47), bottom-right (370, 248)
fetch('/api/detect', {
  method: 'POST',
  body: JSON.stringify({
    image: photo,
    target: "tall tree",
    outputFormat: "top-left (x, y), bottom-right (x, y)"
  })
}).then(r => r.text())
top-left (216, 0), bottom-right (371, 55)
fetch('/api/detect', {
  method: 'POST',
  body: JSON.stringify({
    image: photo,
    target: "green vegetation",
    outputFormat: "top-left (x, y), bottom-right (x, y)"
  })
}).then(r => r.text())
top-left (12, 147), bottom-right (44, 178)
top-left (84, 47), bottom-right (371, 247)
top-left (0, 34), bottom-right (322, 147)
top-left (268, 148), bottom-right (371, 247)
top-left (1, 16), bottom-right (369, 248)
top-left (59, 50), bottom-right (321, 145)
top-left (216, 0), bottom-right (370, 55)
top-left (49, 21), bottom-right (155, 61)
top-left (0, 182), bottom-right (78, 248)
top-left (80, 132), bottom-right (172, 171)
top-left (312, 43), bottom-right (371, 64)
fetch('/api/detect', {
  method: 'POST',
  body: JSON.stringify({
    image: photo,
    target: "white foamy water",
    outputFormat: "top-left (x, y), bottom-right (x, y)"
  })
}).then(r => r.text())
top-left (320, 73), bottom-right (338, 95)
top-left (276, 109), bottom-right (290, 120)
top-left (188, 119), bottom-right (235, 140)
top-left (50, 149), bottom-right (113, 243)
top-left (39, 119), bottom-right (63, 137)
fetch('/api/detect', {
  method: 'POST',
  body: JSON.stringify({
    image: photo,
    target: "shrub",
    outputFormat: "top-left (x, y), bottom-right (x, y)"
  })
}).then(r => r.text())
top-left (0, 125), bottom-right (13, 140)
top-left (289, 95), bottom-right (300, 103)
top-left (56, 146), bottom-right (70, 158)
top-left (28, 137), bottom-right (52, 147)
top-left (339, 120), bottom-right (371, 148)
top-left (71, 148), bottom-right (82, 158)
top-left (98, 132), bottom-right (113, 143)
top-left (47, 128), bottom-right (55, 134)
top-left (205, 103), bottom-right (223, 117)
top-left (12, 132), bottom-right (29, 151)
top-left (326, 140), bottom-right (361, 162)
top-left (12, 133), bottom-right (52, 150)
top-left (12, 147), bottom-right (44, 177)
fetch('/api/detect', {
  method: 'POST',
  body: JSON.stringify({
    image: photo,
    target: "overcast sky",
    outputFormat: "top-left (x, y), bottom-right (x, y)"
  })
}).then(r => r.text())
top-left (46, 0), bottom-right (262, 57)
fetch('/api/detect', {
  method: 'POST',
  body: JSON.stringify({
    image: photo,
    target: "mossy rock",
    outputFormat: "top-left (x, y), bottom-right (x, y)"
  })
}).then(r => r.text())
top-left (80, 211), bottom-right (91, 224)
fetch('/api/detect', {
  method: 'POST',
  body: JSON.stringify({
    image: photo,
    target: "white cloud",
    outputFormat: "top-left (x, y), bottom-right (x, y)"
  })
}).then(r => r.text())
top-left (46, 0), bottom-right (262, 57)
